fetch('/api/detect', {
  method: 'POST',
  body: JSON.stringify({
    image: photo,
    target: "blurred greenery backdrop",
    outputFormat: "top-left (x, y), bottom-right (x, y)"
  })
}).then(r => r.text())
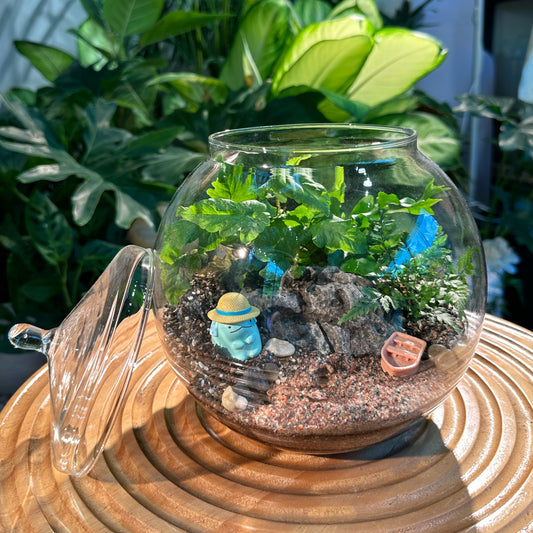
top-left (0, 0), bottom-right (469, 350)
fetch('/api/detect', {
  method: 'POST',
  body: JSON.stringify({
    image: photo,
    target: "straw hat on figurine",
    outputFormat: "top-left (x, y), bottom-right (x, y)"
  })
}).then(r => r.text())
top-left (208, 292), bottom-right (260, 324)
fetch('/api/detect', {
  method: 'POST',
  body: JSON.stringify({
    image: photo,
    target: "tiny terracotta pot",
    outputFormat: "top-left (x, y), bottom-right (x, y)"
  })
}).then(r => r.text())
top-left (381, 332), bottom-right (427, 377)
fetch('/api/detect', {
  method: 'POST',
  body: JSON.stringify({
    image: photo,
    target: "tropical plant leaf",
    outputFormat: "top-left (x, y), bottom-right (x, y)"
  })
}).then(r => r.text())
top-left (293, 0), bottom-right (331, 27)
top-left (141, 147), bottom-right (207, 185)
top-left (207, 165), bottom-right (257, 202)
top-left (81, 0), bottom-right (106, 26)
top-left (179, 198), bottom-right (274, 243)
top-left (371, 111), bottom-right (461, 168)
top-left (328, 0), bottom-right (383, 29)
top-left (221, 0), bottom-right (296, 91)
top-left (259, 169), bottom-right (331, 214)
top-left (317, 89), bottom-right (370, 121)
top-left (121, 126), bottom-right (181, 157)
top-left (76, 19), bottom-right (117, 69)
top-left (25, 191), bottom-right (73, 266)
top-left (345, 27), bottom-right (446, 107)
top-left (140, 10), bottom-right (231, 48)
top-left (271, 15), bottom-right (374, 97)
top-left (103, 0), bottom-right (164, 40)
top-left (14, 41), bottom-right (74, 82)
top-left (312, 218), bottom-right (367, 253)
top-left (114, 188), bottom-right (155, 229)
top-left (149, 73), bottom-right (228, 112)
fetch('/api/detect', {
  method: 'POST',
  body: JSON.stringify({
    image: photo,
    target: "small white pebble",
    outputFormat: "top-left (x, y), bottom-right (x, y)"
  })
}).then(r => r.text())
top-left (265, 338), bottom-right (295, 358)
top-left (221, 386), bottom-right (248, 413)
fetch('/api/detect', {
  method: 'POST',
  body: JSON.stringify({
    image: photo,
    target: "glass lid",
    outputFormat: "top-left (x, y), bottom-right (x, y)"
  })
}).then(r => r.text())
top-left (8, 245), bottom-right (155, 476)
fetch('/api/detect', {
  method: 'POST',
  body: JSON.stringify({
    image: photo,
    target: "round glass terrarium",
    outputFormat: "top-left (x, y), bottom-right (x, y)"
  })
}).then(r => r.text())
top-left (151, 124), bottom-right (486, 454)
top-left (9, 124), bottom-right (486, 476)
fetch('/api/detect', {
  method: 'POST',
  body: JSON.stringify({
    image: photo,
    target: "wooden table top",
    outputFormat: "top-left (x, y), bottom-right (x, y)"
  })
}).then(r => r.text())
top-left (0, 314), bottom-right (532, 532)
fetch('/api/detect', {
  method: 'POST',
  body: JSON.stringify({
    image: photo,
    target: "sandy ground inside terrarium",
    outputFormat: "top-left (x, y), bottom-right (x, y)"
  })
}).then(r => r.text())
top-left (161, 269), bottom-right (472, 447)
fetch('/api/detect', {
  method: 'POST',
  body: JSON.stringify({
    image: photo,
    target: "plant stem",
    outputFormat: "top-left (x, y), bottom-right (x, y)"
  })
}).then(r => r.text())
top-left (57, 262), bottom-right (73, 310)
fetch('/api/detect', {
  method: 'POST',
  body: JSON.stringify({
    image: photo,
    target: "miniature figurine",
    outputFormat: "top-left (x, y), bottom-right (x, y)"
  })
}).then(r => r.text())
top-left (208, 292), bottom-right (261, 361)
top-left (381, 331), bottom-right (427, 377)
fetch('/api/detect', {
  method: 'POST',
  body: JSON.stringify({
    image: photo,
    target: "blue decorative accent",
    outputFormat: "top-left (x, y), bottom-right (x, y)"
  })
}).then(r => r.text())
top-left (210, 318), bottom-right (262, 361)
top-left (388, 209), bottom-right (439, 274)
top-left (216, 307), bottom-right (252, 317)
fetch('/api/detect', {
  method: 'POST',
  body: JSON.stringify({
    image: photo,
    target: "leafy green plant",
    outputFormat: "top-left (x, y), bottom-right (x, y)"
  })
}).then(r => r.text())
top-left (455, 94), bottom-right (533, 327)
top-left (159, 158), bottom-right (472, 330)
top-left (0, 0), bottom-right (463, 348)
top-left (341, 231), bottom-right (474, 330)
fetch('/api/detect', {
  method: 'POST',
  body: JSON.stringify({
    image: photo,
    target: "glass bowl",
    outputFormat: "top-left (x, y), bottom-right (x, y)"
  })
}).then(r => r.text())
top-left (151, 124), bottom-right (486, 454)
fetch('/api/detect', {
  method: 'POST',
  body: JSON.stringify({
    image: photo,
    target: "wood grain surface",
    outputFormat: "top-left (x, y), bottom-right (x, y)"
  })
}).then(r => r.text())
top-left (0, 314), bottom-right (532, 532)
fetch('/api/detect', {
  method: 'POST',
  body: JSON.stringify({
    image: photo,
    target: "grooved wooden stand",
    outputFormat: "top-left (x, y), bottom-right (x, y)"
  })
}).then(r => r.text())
top-left (1, 314), bottom-right (532, 532)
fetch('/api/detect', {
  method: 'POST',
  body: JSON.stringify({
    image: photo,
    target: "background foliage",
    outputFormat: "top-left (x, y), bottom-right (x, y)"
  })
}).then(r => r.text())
top-left (0, 0), bottom-right (463, 349)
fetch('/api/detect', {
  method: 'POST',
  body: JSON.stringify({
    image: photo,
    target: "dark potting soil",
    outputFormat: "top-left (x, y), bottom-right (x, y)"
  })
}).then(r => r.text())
top-left (162, 269), bottom-right (460, 441)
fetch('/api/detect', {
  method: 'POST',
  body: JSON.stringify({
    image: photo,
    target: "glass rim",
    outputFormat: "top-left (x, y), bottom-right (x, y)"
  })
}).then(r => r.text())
top-left (208, 123), bottom-right (417, 155)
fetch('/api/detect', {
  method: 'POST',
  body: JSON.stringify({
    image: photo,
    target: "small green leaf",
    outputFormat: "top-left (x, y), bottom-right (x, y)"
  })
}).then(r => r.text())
top-left (341, 256), bottom-right (378, 276)
top-left (103, 0), bottom-right (164, 39)
top-left (259, 169), bottom-right (330, 214)
top-left (19, 276), bottom-right (62, 303)
top-left (25, 191), bottom-right (73, 266)
top-left (352, 195), bottom-right (375, 215)
top-left (14, 41), bottom-right (74, 82)
top-left (180, 198), bottom-right (274, 243)
top-left (207, 165), bottom-right (257, 202)
top-left (159, 219), bottom-right (200, 263)
top-left (377, 191), bottom-right (399, 208)
top-left (312, 217), bottom-right (367, 253)
top-left (140, 11), bottom-right (231, 48)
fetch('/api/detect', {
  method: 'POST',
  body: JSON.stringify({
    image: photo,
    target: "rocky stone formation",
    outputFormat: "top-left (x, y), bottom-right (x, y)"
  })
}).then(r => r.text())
top-left (269, 266), bottom-right (395, 357)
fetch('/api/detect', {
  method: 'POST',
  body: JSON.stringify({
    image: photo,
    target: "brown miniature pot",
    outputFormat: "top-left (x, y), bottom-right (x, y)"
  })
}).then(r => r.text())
top-left (381, 332), bottom-right (427, 377)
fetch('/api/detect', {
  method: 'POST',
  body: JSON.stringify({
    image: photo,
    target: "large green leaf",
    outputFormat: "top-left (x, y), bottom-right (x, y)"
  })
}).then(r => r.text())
top-left (141, 147), bottom-right (207, 185)
top-left (328, 0), bottom-right (383, 29)
top-left (103, 0), bottom-right (164, 40)
top-left (371, 112), bottom-right (461, 169)
top-left (345, 28), bottom-right (446, 107)
top-left (139, 11), bottom-right (231, 48)
top-left (220, 0), bottom-right (296, 91)
top-left (25, 191), bottom-right (73, 266)
top-left (271, 15), bottom-right (374, 97)
top-left (14, 41), bottom-right (74, 82)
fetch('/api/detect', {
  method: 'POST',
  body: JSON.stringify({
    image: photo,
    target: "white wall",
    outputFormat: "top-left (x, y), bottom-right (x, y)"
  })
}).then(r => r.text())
top-left (0, 0), bottom-right (85, 91)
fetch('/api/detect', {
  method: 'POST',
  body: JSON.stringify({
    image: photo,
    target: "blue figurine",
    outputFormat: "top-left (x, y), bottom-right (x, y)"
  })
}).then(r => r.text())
top-left (208, 292), bottom-right (262, 361)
